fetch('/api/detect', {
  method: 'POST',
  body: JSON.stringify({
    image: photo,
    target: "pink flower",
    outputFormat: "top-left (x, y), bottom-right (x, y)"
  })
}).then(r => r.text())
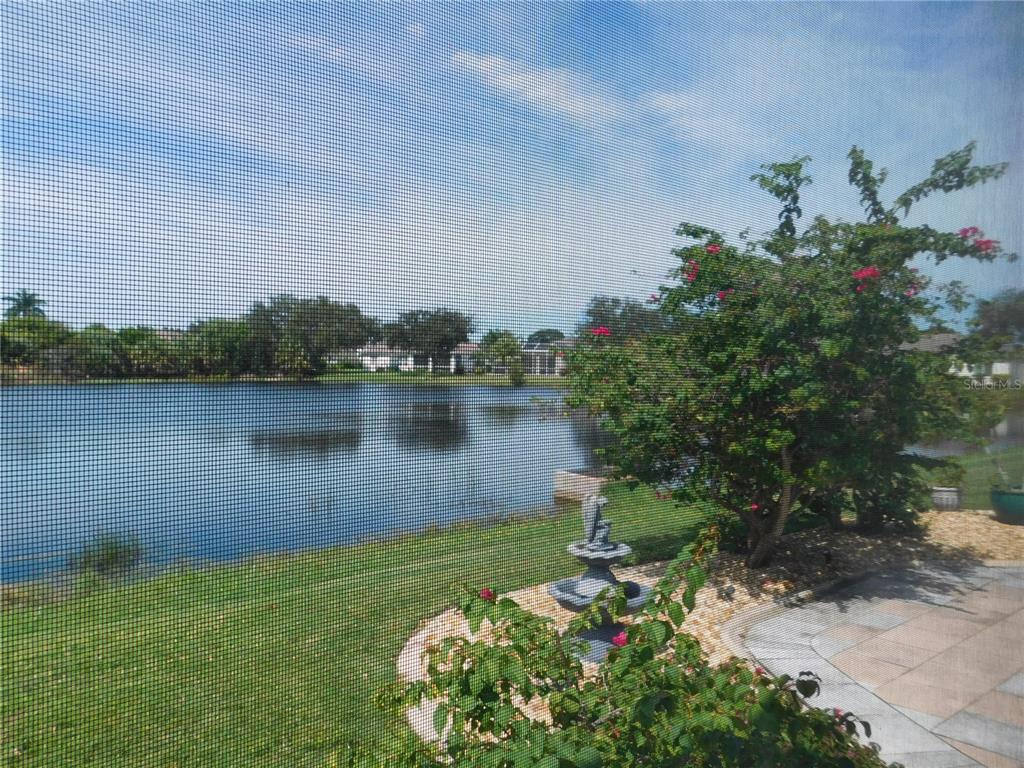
top-left (755, 666), bottom-right (766, 676)
top-left (852, 265), bottom-right (881, 281)
top-left (958, 226), bottom-right (980, 239)
top-left (904, 288), bottom-right (918, 297)
top-left (750, 503), bottom-right (760, 511)
top-left (610, 630), bottom-right (628, 648)
top-left (479, 588), bottom-right (495, 601)
top-left (834, 708), bottom-right (844, 718)
top-left (717, 290), bottom-right (727, 301)
top-left (591, 326), bottom-right (611, 337)
top-left (685, 259), bottom-right (700, 283)
top-left (974, 238), bottom-right (999, 253)
top-left (855, 284), bottom-right (866, 293)
top-left (706, 244), bottom-right (721, 255)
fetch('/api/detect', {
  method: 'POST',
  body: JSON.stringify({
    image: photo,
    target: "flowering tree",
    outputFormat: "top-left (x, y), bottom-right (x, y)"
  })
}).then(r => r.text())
top-left (570, 142), bottom-right (1015, 567)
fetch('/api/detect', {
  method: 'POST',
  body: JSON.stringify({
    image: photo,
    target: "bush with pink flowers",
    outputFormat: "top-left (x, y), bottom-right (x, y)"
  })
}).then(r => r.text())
top-left (570, 142), bottom-right (1015, 566)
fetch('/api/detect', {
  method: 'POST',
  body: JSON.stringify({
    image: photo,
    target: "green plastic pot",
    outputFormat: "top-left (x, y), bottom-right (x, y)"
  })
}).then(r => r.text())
top-left (991, 488), bottom-right (1024, 525)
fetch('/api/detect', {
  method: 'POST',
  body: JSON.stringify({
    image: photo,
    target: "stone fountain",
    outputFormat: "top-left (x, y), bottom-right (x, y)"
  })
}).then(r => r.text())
top-left (548, 494), bottom-right (651, 662)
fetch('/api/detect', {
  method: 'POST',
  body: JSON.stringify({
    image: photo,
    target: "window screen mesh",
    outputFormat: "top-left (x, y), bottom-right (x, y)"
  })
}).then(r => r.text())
top-left (3, 2), bottom-right (1022, 766)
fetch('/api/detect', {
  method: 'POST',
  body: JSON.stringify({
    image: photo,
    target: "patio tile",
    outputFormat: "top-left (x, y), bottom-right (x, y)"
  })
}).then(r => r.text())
top-left (811, 634), bottom-right (859, 659)
top-left (744, 639), bottom-right (814, 659)
top-left (934, 712), bottom-right (1024, 763)
top-left (928, 604), bottom-right (1005, 627)
top-left (888, 612), bottom-right (986, 645)
top-left (762, 656), bottom-right (854, 685)
top-left (806, 683), bottom-right (895, 715)
top-left (874, 679), bottom-right (984, 720)
top-left (748, 614), bottom-right (829, 638)
top-left (969, 619), bottom-right (1024, 644)
top-left (893, 704), bottom-right (946, 730)
top-left (822, 622), bottom-right (883, 643)
top-left (876, 620), bottom-right (977, 653)
top-left (903, 659), bottom-right (1012, 695)
top-left (831, 649), bottom-right (909, 689)
top-left (929, 646), bottom-right (1024, 677)
top-left (874, 598), bottom-right (935, 619)
top-left (1003, 610), bottom-right (1024, 630)
top-left (976, 583), bottom-right (1024, 602)
top-left (941, 738), bottom-right (1022, 768)
top-left (846, 608), bottom-right (909, 630)
top-left (996, 672), bottom-right (1024, 697)
top-left (966, 690), bottom-right (1024, 729)
top-left (853, 636), bottom-right (939, 668)
top-left (882, 750), bottom-right (980, 768)
top-left (865, 714), bottom-right (952, 755)
top-left (951, 593), bottom-right (1024, 617)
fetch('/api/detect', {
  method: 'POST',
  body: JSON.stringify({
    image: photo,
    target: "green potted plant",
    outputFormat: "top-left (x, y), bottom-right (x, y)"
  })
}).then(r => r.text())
top-left (931, 460), bottom-right (965, 511)
top-left (991, 458), bottom-right (1024, 525)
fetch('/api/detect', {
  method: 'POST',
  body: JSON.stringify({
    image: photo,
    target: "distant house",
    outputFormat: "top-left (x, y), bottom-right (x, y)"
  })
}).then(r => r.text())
top-left (522, 338), bottom-right (573, 375)
top-left (155, 328), bottom-right (184, 342)
top-left (979, 343), bottom-right (1024, 384)
top-left (450, 342), bottom-right (479, 373)
top-left (901, 332), bottom-right (1023, 384)
top-left (354, 343), bottom-right (416, 372)
top-left (350, 342), bottom-right (480, 373)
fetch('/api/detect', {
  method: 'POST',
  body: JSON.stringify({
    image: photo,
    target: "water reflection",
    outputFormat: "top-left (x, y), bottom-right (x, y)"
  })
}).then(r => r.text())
top-left (249, 412), bottom-right (362, 454)
top-left (389, 402), bottom-right (469, 450)
top-left (480, 403), bottom-right (526, 425)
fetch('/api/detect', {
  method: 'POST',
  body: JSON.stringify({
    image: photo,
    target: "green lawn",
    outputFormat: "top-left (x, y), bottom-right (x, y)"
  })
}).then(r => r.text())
top-left (2, 372), bottom-right (569, 388)
top-left (1, 484), bottom-right (708, 767)
top-left (314, 370), bottom-right (569, 387)
top-left (946, 445), bottom-right (1024, 509)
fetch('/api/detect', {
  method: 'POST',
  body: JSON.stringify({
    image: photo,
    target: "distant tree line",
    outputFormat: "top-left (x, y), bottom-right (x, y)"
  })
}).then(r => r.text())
top-left (1, 294), bottom-right (477, 379)
top-left (2, 290), bottom-right (742, 381)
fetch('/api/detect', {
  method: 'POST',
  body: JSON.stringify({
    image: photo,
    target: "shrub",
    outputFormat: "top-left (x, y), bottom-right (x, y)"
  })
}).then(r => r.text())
top-left (68, 533), bottom-right (142, 578)
top-left (569, 143), bottom-right (1014, 566)
top-left (375, 527), bottom-right (899, 767)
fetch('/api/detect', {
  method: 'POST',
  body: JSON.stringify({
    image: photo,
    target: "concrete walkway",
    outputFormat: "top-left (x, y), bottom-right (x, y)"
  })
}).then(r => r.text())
top-left (729, 562), bottom-right (1024, 768)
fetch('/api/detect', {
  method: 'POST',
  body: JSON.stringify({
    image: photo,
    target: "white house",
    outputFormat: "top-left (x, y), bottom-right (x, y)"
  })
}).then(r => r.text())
top-left (901, 333), bottom-right (1024, 385)
top-left (352, 342), bottom-right (480, 373)
top-left (522, 339), bottom-right (573, 375)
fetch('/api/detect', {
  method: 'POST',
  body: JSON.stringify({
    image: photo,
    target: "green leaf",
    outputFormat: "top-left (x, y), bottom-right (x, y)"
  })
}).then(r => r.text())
top-left (682, 591), bottom-right (695, 612)
top-left (432, 702), bottom-right (448, 736)
top-left (667, 602), bottom-right (685, 627)
top-left (573, 746), bottom-right (602, 768)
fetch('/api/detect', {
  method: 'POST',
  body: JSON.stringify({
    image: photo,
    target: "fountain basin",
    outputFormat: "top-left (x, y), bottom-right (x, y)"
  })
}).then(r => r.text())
top-left (548, 576), bottom-right (651, 613)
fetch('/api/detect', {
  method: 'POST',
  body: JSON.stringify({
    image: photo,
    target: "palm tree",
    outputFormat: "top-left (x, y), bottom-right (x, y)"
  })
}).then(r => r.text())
top-left (2, 289), bottom-right (47, 319)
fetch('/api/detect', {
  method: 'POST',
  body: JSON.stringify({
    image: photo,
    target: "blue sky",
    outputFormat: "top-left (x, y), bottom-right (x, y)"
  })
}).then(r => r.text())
top-left (3, 1), bottom-right (1021, 335)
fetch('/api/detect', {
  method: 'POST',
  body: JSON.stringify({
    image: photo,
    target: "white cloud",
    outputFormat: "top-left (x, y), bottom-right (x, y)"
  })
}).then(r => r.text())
top-left (453, 52), bottom-right (622, 124)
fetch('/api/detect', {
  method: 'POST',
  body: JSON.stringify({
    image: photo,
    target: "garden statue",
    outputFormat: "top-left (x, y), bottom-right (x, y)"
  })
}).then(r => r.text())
top-left (581, 495), bottom-right (614, 551)
top-left (548, 494), bottom-right (651, 661)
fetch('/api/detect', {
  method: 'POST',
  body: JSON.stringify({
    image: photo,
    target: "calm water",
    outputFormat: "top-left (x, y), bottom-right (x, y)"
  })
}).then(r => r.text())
top-left (1, 383), bottom-right (606, 582)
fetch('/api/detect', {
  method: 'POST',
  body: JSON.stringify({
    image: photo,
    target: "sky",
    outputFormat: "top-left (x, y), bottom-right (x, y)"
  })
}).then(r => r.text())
top-left (3, 1), bottom-right (1022, 336)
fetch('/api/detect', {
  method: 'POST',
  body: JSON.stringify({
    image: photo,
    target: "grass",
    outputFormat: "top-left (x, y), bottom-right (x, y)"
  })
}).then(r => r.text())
top-left (2, 371), bottom-right (569, 388)
top-left (315, 370), bottom-right (569, 387)
top-left (1, 483), bottom-right (708, 767)
top-left (943, 445), bottom-right (1024, 509)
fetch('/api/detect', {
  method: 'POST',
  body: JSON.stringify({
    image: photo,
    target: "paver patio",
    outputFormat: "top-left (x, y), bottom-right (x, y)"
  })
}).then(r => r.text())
top-left (731, 563), bottom-right (1024, 767)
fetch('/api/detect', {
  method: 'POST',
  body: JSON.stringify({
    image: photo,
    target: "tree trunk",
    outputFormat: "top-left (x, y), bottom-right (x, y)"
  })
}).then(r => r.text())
top-left (746, 449), bottom-right (794, 568)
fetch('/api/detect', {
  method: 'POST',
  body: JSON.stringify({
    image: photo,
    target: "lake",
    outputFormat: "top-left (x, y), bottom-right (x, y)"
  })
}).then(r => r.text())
top-left (1, 383), bottom-right (606, 582)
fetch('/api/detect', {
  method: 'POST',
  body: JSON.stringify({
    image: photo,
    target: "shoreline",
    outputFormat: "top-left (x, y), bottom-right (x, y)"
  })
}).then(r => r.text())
top-left (0, 372), bottom-right (571, 387)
